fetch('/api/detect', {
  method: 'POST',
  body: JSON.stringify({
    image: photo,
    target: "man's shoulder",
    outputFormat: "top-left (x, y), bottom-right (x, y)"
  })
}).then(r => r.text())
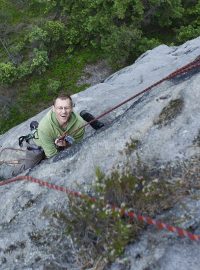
top-left (38, 110), bottom-right (54, 131)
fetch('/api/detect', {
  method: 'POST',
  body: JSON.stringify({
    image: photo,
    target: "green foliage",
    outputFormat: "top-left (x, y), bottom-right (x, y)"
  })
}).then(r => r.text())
top-left (29, 0), bottom-right (58, 14)
top-left (17, 61), bottom-right (32, 79)
top-left (136, 37), bottom-right (161, 54)
top-left (44, 20), bottom-right (65, 42)
top-left (0, 105), bottom-right (28, 134)
top-left (122, 137), bottom-right (140, 156)
top-left (29, 82), bottom-right (42, 98)
top-left (0, 48), bottom-right (102, 134)
top-left (101, 25), bottom-right (142, 68)
top-left (48, 49), bottom-right (100, 93)
top-left (0, 0), bottom-right (23, 24)
top-left (63, 0), bottom-right (145, 68)
top-left (30, 48), bottom-right (49, 74)
top-left (177, 24), bottom-right (200, 42)
top-left (27, 26), bottom-right (48, 44)
top-left (1, 0), bottom-right (200, 81)
top-left (62, 167), bottom-right (177, 266)
top-left (113, 0), bottom-right (144, 20)
top-left (9, 41), bottom-right (25, 54)
top-left (0, 49), bottom-right (49, 84)
top-left (154, 98), bottom-right (184, 127)
top-left (46, 79), bottom-right (61, 95)
top-left (0, 62), bottom-right (17, 84)
top-left (1, 0), bottom-right (200, 133)
top-left (150, 0), bottom-right (184, 27)
top-left (148, 0), bottom-right (180, 21)
top-left (176, 0), bottom-right (200, 43)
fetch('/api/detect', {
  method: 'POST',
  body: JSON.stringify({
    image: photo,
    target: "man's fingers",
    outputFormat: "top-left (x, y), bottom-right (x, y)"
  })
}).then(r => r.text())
top-left (55, 138), bottom-right (69, 147)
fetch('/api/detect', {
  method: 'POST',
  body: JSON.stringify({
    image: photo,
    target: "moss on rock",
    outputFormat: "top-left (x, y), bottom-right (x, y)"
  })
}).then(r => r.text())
top-left (154, 98), bottom-right (184, 127)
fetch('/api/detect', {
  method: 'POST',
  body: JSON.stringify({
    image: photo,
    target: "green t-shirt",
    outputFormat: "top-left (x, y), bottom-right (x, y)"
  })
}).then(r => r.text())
top-left (34, 110), bottom-right (85, 158)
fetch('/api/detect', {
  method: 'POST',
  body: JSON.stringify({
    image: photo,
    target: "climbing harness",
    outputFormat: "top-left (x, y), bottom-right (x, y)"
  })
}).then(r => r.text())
top-left (18, 120), bottom-right (39, 147)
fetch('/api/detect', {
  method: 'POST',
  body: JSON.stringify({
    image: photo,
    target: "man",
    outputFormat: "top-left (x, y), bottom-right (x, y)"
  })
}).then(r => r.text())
top-left (12, 93), bottom-right (104, 176)
top-left (34, 94), bottom-right (85, 158)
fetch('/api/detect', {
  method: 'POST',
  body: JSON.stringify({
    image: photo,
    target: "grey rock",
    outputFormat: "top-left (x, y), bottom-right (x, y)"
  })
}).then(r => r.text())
top-left (0, 36), bottom-right (200, 269)
top-left (77, 59), bottom-right (113, 86)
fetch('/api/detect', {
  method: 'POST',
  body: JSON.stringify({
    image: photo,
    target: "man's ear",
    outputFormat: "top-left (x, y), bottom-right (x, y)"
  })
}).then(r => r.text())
top-left (52, 105), bottom-right (55, 112)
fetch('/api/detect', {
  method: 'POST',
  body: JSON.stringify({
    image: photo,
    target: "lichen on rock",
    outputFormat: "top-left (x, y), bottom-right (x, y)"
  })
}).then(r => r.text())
top-left (154, 98), bottom-right (184, 127)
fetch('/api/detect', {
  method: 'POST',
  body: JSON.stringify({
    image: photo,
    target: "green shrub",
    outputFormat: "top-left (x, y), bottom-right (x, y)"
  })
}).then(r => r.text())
top-left (177, 25), bottom-right (200, 43)
top-left (175, 0), bottom-right (200, 43)
top-left (29, 82), bottom-right (42, 98)
top-left (44, 20), bottom-right (65, 42)
top-left (17, 61), bottom-right (32, 79)
top-left (47, 79), bottom-right (61, 95)
top-left (29, 0), bottom-right (57, 14)
top-left (101, 25), bottom-right (142, 68)
top-left (0, 62), bottom-right (17, 84)
top-left (148, 0), bottom-right (184, 27)
top-left (61, 167), bottom-right (177, 267)
top-left (30, 48), bottom-right (49, 74)
top-left (28, 25), bottom-right (48, 44)
top-left (136, 37), bottom-right (161, 56)
top-left (9, 41), bottom-right (25, 54)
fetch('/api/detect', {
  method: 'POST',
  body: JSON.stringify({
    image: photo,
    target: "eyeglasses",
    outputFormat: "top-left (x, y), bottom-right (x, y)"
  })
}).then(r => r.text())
top-left (56, 106), bottom-right (72, 111)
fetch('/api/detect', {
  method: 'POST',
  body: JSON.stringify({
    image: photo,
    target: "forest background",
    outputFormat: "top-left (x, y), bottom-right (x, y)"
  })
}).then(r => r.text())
top-left (0, 0), bottom-right (200, 134)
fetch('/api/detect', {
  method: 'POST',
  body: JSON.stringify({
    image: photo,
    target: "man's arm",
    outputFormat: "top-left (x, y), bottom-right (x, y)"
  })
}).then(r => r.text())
top-left (37, 129), bottom-right (58, 158)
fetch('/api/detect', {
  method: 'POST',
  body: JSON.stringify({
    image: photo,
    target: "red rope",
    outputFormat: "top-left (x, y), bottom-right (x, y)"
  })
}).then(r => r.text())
top-left (0, 147), bottom-right (26, 155)
top-left (1, 58), bottom-right (200, 241)
top-left (67, 56), bottom-right (200, 138)
top-left (0, 159), bottom-right (29, 165)
top-left (0, 175), bottom-right (199, 241)
top-left (1, 57), bottom-right (200, 146)
top-left (0, 147), bottom-right (30, 165)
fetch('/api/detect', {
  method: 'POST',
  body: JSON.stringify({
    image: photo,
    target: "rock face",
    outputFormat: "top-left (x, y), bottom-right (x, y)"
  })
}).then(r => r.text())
top-left (0, 36), bottom-right (200, 269)
top-left (77, 59), bottom-right (113, 86)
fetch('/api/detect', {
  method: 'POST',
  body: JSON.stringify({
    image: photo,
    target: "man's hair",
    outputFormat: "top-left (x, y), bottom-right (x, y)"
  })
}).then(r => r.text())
top-left (53, 93), bottom-right (73, 107)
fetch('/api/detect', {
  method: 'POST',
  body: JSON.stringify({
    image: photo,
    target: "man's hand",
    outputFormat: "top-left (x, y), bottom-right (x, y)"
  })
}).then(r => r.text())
top-left (55, 138), bottom-right (68, 147)
top-left (55, 135), bottom-right (74, 148)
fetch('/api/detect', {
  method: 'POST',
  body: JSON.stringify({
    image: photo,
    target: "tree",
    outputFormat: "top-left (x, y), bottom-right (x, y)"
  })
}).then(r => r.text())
top-left (176, 0), bottom-right (200, 42)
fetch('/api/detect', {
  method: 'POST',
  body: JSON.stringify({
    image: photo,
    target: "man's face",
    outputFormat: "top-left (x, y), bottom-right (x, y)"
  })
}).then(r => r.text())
top-left (53, 98), bottom-right (73, 127)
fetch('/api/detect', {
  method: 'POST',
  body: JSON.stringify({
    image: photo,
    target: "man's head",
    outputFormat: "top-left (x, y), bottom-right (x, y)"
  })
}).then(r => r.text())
top-left (53, 94), bottom-right (73, 127)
